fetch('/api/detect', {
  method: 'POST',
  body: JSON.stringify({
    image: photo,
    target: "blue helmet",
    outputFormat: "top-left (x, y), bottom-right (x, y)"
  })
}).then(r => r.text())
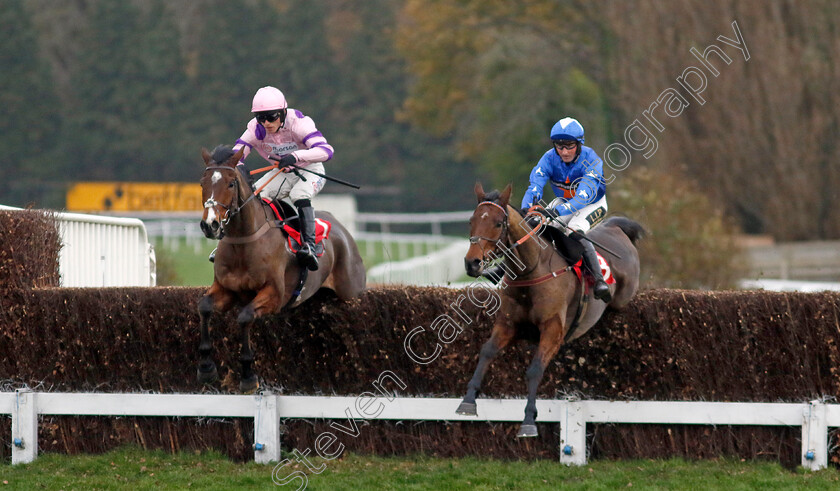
top-left (550, 117), bottom-right (585, 144)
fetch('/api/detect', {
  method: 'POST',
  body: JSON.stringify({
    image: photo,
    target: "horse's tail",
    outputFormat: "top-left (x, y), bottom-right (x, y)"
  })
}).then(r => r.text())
top-left (605, 216), bottom-right (646, 245)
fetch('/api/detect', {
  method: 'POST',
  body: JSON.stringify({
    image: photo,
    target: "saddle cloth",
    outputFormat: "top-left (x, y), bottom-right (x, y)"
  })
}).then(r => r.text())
top-left (571, 252), bottom-right (615, 286)
top-left (262, 198), bottom-right (331, 256)
top-left (283, 219), bottom-right (331, 256)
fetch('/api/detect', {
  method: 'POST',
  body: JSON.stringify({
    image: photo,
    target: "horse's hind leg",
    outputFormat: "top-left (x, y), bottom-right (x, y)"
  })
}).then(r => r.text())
top-left (197, 296), bottom-right (218, 383)
top-left (519, 316), bottom-right (565, 438)
top-left (456, 321), bottom-right (515, 416)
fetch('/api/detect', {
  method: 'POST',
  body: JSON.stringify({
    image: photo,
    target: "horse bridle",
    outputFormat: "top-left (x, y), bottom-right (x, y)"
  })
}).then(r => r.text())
top-left (203, 165), bottom-right (247, 231)
top-left (469, 201), bottom-right (510, 247)
top-left (470, 201), bottom-right (554, 279)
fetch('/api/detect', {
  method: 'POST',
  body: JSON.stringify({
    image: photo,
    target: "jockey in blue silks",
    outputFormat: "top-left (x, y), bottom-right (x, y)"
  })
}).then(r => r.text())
top-left (486, 117), bottom-right (612, 302)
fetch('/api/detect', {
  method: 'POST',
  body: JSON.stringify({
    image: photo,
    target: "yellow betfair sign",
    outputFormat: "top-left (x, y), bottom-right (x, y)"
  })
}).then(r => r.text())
top-left (67, 182), bottom-right (203, 212)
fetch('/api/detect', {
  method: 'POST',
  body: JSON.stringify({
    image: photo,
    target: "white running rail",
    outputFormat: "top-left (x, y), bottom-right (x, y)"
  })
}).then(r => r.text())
top-left (2, 390), bottom-right (831, 470)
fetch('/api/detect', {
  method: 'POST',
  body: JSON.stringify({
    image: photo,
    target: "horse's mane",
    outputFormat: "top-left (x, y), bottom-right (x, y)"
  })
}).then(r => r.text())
top-left (483, 190), bottom-right (521, 217)
top-left (483, 190), bottom-right (502, 203)
top-left (211, 144), bottom-right (236, 165)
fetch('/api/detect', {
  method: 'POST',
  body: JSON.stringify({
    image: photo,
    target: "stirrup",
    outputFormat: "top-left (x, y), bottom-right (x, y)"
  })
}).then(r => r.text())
top-left (297, 244), bottom-right (319, 271)
top-left (593, 279), bottom-right (611, 302)
top-left (208, 247), bottom-right (217, 263)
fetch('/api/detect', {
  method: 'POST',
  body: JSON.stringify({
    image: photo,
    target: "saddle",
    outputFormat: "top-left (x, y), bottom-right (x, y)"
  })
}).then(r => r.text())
top-left (262, 198), bottom-right (331, 257)
top-left (527, 211), bottom-right (614, 340)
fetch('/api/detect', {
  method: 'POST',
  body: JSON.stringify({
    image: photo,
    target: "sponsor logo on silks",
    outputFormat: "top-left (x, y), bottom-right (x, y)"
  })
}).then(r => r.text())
top-left (585, 206), bottom-right (606, 226)
top-left (263, 141), bottom-right (299, 155)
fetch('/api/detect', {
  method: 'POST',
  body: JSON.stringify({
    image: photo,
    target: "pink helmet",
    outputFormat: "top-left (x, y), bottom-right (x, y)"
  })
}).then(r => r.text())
top-left (251, 86), bottom-right (287, 112)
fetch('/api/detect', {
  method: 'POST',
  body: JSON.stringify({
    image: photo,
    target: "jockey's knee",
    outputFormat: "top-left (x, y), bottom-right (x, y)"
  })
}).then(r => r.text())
top-left (289, 187), bottom-right (316, 203)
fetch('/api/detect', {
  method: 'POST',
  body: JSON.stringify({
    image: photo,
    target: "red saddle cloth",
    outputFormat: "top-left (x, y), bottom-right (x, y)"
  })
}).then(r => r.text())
top-left (261, 198), bottom-right (331, 256)
top-left (571, 252), bottom-right (616, 286)
top-left (283, 219), bottom-right (331, 256)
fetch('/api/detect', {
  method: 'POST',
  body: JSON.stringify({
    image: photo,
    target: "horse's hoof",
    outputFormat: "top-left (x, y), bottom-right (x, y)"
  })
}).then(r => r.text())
top-left (516, 424), bottom-right (539, 438)
top-left (240, 376), bottom-right (259, 394)
top-left (456, 401), bottom-right (477, 416)
top-left (196, 365), bottom-right (218, 384)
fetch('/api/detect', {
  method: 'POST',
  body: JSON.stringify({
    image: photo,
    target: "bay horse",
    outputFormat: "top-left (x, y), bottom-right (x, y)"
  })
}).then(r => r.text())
top-left (456, 182), bottom-right (644, 437)
top-left (197, 146), bottom-right (366, 392)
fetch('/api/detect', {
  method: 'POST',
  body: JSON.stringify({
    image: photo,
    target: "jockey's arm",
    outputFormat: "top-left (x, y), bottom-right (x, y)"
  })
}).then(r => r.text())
top-left (521, 156), bottom-right (551, 209)
top-left (288, 115), bottom-right (334, 165)
top-left (554, 160), bottom-right (605, 216)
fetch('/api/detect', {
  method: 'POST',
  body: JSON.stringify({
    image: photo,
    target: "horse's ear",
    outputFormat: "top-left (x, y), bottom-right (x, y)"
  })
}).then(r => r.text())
top-left (201, 148), bottom-right (212, 165)
top-left (499, 183), bottom-right (513, 206)
top-left (474, 181), bottom-right (486, 202)
top-left (231, 147), bottom-right (245, 167)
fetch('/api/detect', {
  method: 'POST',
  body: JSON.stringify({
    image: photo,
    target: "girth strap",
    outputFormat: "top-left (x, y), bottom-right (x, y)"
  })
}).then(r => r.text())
top-left (284, 266), bottom-right (309, 308)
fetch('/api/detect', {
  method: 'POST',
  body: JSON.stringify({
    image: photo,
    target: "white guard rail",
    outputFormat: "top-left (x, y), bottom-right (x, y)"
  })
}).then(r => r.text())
top-left (1, 390), bottom-right (832, 470)
top-left (366, 240), bottom-right (469, 286)
top-left (57, 212), bottom-right (155, 287)
top-left (0, 205), bottom-right (156, 287)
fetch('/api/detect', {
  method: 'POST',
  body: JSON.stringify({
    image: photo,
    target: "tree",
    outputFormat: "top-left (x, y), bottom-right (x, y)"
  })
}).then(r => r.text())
top-left (0, 0), bottom-right (62, 205)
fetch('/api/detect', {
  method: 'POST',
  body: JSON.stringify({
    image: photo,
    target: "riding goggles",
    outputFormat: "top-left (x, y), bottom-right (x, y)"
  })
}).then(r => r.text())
top-left (553, 141), bottom-right (579, 151)
top-left (255, 110), bottom-right (283, 123)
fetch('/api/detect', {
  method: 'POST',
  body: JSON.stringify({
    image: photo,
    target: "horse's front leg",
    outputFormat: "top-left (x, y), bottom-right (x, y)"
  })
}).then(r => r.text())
top-left (519, 315), bottom-right (566, 438)
top-left (456, 320), bottom-right (515, 416)
top-left (197, 283), bottom-right (233, 384)
top-left (237, 285), bottom-right (282, 393)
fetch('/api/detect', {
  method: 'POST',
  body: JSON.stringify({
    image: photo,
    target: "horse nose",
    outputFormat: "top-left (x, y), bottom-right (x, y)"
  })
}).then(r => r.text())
top-left (465, 257), bottom-right (482, 278)
top-left (200, 219), bottom-right (219, 239)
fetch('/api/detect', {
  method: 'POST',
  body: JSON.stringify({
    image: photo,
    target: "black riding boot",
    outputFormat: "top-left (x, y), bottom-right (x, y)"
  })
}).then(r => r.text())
top-left (574, 232), bottom-right (611, 302)
top-left (295, 199), bottom-right (319, 271)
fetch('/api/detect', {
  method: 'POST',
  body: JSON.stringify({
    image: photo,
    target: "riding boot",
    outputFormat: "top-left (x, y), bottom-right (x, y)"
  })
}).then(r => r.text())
top-left (574, 232), bottom-right (612, 302)
top-left (481, 264), bottom-right (506, 285)
top-left (295, 199), bottom-right (319, 271)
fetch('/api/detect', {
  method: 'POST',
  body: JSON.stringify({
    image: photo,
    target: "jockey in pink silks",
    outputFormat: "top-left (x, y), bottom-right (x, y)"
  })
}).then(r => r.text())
top-left (222, 86), bottom-right (334, 271)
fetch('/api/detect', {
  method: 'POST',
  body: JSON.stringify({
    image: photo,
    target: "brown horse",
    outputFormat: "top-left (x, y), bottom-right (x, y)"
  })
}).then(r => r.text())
top-left (197, 146), bottom-right (366, 392)
top-left (456, 182), bottom-right (644, 437)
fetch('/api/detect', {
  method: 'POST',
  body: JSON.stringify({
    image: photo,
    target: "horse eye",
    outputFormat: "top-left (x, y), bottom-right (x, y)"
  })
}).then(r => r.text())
top-left (228, 181), bottom-right (235, 188)
top-left (495, 222), bottom-right (503, 228)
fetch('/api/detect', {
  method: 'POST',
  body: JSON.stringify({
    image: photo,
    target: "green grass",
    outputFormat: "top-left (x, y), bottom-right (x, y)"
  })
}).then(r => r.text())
top-left (3, 446), bottom-right (840, 490)
top-left (152, 237), bottom-right (216, 286)
top-left (151, 237), bottom-right (458, 287)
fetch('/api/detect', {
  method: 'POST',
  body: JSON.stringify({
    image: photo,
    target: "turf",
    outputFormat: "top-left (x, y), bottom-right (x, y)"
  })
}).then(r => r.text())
top-left (3, 446), bottom-right (840, 490)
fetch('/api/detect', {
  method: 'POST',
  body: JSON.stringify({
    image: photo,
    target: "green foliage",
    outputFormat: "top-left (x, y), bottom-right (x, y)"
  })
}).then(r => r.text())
top-left (3, 0), bottom-right (478, 212)
top-left (0, 0), bottom-right (62, 204)
top-left (609, 167), bottom-right (742, 289)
